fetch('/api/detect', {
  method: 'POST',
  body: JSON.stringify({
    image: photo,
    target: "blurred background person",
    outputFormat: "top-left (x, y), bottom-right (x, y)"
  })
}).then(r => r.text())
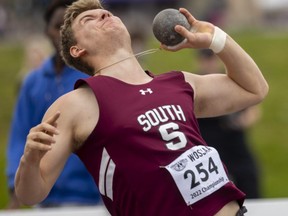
top-left (15, 35), bottom-right (52, 92)
top-left (196, 49), bottom-right (262, 199)
top-left (6, 0), bottom-right (101, 209)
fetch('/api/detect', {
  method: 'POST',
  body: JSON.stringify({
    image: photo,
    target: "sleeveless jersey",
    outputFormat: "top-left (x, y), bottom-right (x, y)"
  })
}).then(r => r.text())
top-left (75, 71), bottom-right (245, 216)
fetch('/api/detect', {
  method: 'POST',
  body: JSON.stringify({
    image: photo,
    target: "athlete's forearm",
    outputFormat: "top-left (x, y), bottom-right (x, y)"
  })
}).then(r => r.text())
top-left (15, 155), bottom-right (50, 206)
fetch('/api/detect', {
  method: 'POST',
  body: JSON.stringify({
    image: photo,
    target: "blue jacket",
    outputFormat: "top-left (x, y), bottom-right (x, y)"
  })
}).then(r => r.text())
top-left (6, 56), bottom-right (102, 206)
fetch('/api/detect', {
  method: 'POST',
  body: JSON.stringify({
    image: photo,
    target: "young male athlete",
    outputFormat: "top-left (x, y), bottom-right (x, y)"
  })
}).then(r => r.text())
top-left (15, 0), bottom-right (268, 215)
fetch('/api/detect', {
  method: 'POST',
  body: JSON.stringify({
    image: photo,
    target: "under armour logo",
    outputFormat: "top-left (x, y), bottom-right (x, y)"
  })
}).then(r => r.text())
top-left (139, 88), bottom-right (153, 95)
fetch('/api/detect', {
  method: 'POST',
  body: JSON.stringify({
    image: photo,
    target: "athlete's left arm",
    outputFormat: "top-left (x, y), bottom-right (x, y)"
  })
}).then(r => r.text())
top-left (161, 8), bottom-right (269, 118)
top-left (182, 33), bottom-right (268, 118)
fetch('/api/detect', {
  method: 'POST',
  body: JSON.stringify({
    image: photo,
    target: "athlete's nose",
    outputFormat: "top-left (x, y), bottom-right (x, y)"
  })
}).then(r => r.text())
top-left (101, 10), bottom-right (112, 20)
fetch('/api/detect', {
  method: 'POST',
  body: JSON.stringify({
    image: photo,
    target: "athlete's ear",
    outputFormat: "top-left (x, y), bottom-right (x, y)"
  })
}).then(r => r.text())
top-left (70, 45), bottom-right (86, 58)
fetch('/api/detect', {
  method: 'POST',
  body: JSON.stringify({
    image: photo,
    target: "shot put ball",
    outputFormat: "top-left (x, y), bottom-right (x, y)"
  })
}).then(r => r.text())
top-left (152, 8), bottom-right (191, 46)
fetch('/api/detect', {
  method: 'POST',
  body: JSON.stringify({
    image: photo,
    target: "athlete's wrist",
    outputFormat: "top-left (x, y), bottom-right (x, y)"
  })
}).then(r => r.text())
top-left (209, 26), bottom-right (227, 54)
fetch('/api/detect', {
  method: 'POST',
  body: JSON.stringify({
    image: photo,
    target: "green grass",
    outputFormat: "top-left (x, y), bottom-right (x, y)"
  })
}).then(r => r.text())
top-left (1, 30), bottom-right (288, 208)
top-left (0, 41), bottom-right (23, 209)
top-left (231, 31), bottom-right (288, 198)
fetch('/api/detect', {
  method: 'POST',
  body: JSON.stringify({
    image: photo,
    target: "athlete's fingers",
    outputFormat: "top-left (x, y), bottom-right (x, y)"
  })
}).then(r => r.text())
top-left (26, 137), bottom-right (55, 151)
top-left (161, 39), bottom-right (188, 51)
top-left (46, 111), bottom-right (61, 125)
top-left (26, 112), bottom-right (61, 152)
top-left (30, 121), bottom-right (60, 137)
top-left (28, 129), bottom-right (57, 143)
top-left (178, 8), bottom-right (197, 26)
top-left (34, 111), bottom-right (60, 135)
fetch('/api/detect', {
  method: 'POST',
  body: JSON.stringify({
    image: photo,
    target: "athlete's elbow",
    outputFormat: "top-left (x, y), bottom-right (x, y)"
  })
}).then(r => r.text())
top-left (15, 177), bottom-right (48, 206)
top-left (256, 81), bottom-right (269, 102)
top-left (15, 188), bottom-right (46, 206)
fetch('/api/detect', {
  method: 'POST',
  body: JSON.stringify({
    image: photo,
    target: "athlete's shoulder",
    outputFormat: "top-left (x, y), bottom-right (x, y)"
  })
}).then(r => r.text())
top-left (158, 70), bottom-right (183, 77)
top-left (74, 75), bottom-right (103, 90)
top-left (55, 84), bottom-right (94, 108)
top-left (152, 70), bottom-right (185, 82)
top-left (46, 84), bottom-right (98, 141)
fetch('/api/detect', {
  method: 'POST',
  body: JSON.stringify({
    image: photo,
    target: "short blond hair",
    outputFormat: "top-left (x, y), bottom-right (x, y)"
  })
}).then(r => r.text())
top-left (60, 0), bottom-right (103, 75)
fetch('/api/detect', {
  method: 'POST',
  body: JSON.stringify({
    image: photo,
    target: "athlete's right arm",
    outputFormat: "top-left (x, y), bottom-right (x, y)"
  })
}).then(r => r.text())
top-left (14, 111), bottom-right (61, 205)
top-left (14, 86), bottom-right (98, 206)
top-left (14, 90), bottom-right (82, 205)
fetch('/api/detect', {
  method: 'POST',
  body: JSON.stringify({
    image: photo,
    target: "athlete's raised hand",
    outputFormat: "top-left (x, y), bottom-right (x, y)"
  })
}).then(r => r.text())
top-left (161, 8), bottom-right (215, 51)
top-left (23, 112), bottom-right (60, 162)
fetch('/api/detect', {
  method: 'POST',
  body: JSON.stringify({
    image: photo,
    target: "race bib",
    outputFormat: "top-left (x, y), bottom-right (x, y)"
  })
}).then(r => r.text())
top-left (165, 146), bottom-right (229, 205)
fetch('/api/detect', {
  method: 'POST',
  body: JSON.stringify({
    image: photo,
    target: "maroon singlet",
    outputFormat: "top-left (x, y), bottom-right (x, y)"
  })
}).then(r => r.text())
top-left (75, 71), bottom-right (245, 216)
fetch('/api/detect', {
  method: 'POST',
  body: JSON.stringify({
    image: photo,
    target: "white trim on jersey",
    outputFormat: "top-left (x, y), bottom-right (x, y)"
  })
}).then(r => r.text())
top-left (99, 148), bottom-right (116, 200)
